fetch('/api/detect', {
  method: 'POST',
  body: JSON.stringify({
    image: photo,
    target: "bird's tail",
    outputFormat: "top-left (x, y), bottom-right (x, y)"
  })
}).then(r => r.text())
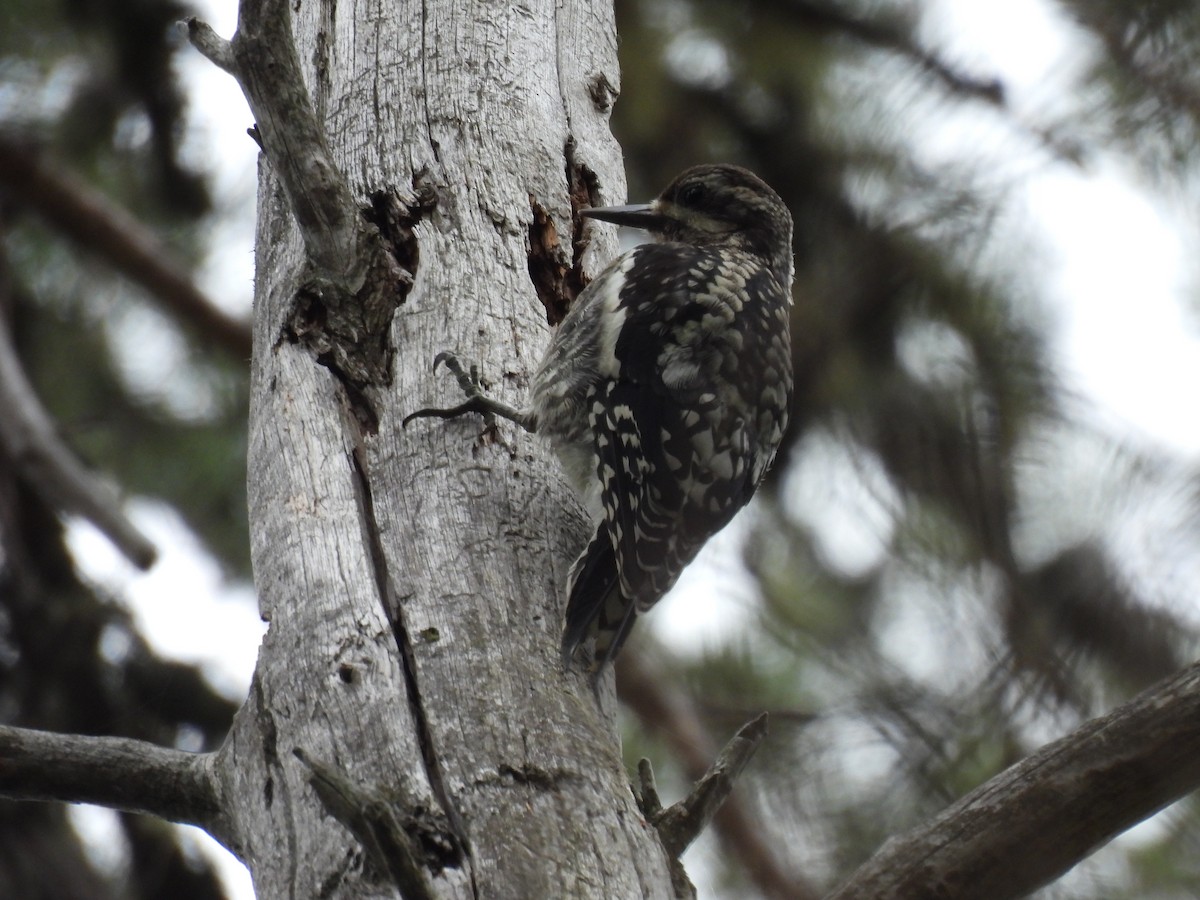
top-left (560, 529), bottom-right (637, 670)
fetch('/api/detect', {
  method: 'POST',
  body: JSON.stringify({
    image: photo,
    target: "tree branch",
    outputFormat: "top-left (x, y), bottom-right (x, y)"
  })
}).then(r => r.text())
top-left (829, 658), bottom-right (1200, 900)
top-left (0, 307), bottom-right (157, 569)
top-left (617, 648), bottom-right (821, 900)
top-left (0, 724), bottom-right (233, 851)
top-left (293, 749), bottom-right (437, 900)
top-left (187, 10), bottom-right (413, 392)
top-left (189, 6), bottom-right (366, 285)
top-left (183, 18), bottom-right (237, 75)
top-left (638, 713), bottom-right (769, 859)
top-left (0, 136), bottom-right (251, 360)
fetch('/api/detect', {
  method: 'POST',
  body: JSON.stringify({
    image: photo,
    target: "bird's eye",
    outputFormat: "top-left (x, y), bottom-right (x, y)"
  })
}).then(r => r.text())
top-left (678, 183), bottom-right (706, 205)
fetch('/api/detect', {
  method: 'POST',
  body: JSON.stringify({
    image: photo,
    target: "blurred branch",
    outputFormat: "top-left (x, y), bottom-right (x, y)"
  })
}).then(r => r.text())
top-left (828, 658), bottom-right (1200, 900)
top-left (1026, 542), bottom-right (1189, 689)
top-left (120, 812), bottom-right (229, 900)
top-left (0, 136), bottom-right (251, 360)
top-left (0, 304), bottom-right (157, 569)
top-left (0, 724), bottom-right (233, 852)
top-left (617, 648), bottom-right (821, 900)
top-left (756, 0), bottom-right (1004, 104)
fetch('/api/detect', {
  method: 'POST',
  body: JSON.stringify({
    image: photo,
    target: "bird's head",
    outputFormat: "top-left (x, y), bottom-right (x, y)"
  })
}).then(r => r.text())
top-left (582, 164), bottom-right (793, 279)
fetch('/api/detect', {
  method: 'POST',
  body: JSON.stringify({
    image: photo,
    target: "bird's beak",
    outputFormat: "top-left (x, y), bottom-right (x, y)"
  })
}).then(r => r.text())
top-left (581, 203), bottom-right (669, 231)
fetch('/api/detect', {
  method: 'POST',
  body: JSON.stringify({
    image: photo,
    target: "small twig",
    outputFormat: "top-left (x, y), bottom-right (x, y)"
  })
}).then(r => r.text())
top-left (0, 724), bottom-right (230, 847)
top-left (0, 136), bottom-right (252, 360)
top-left (617, 648), bottom-right (820, 900)
top-left (183, 17), bottom-right (237, 75)
top-left (293, 749), bottom-right (436, 900)
top-left (636, 757), bottom-right (663, 819)
top-left (641, 715), bottom-right (769, 859)
top-left (0, 310), bottom-right (157, 569)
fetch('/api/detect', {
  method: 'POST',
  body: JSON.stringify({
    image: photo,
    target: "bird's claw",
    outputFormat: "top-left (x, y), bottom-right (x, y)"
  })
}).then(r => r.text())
top-left (432, 352), bottom-right (487, 401)
top-left (403, 351), bottom-right (497, 429)
top-left (431, 350), bottom-right (457, 373)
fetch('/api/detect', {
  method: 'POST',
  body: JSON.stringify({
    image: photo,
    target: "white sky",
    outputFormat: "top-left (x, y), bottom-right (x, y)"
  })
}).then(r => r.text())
top-left (61, 0), bottom-right (1200, 896)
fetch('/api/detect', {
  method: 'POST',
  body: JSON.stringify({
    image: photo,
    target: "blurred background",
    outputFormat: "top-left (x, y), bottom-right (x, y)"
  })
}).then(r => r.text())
top-left (2, 0), bottom-right (1200, 897)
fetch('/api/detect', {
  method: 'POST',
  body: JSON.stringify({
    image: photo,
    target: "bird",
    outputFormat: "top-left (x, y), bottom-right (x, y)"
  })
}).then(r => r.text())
top-left (404, 164), bottom-right (794, 670)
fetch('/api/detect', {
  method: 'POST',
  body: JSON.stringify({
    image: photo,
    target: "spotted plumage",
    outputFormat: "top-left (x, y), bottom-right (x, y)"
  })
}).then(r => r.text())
top-left (405, 164), bottom-right (794, 669)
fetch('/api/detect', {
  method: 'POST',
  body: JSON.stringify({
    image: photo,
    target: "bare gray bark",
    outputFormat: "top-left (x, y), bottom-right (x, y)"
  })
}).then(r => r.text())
top-left (6, 655), bottom-right (1200, 895)
top-left (637, 715), bottom-right (768, 859)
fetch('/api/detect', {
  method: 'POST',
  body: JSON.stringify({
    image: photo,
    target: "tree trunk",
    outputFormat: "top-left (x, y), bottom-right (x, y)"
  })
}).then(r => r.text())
top-left (216, 0), bottom-right (674, 896)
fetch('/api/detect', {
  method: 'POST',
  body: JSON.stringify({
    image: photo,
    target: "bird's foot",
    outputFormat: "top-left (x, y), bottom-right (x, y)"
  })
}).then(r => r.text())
top-left (402, 351), bottom-right (534, 432)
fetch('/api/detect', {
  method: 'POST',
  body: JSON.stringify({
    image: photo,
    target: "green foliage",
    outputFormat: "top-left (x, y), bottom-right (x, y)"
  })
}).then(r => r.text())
top-left (613, 0), bottom-right (1200, 896)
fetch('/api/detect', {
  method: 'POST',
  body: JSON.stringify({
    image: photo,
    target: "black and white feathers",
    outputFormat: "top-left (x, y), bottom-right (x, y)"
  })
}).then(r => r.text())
top-left (405, 163), bottom-right (794, 670)
top-left (534, 164), bottom-right (794, 666)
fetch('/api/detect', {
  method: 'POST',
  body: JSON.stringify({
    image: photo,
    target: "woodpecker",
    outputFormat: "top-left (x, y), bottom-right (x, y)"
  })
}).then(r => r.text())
top-left (404, 164), bottom-right (794, 669)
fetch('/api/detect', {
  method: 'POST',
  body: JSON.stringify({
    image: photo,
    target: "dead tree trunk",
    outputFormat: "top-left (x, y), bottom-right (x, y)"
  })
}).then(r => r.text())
top-left (206, 0), bottom-right (676, 895)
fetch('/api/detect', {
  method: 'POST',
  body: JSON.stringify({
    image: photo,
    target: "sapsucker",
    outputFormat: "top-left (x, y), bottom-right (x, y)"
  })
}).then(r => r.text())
top-left (405, 164), bottom-right (794, 669)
